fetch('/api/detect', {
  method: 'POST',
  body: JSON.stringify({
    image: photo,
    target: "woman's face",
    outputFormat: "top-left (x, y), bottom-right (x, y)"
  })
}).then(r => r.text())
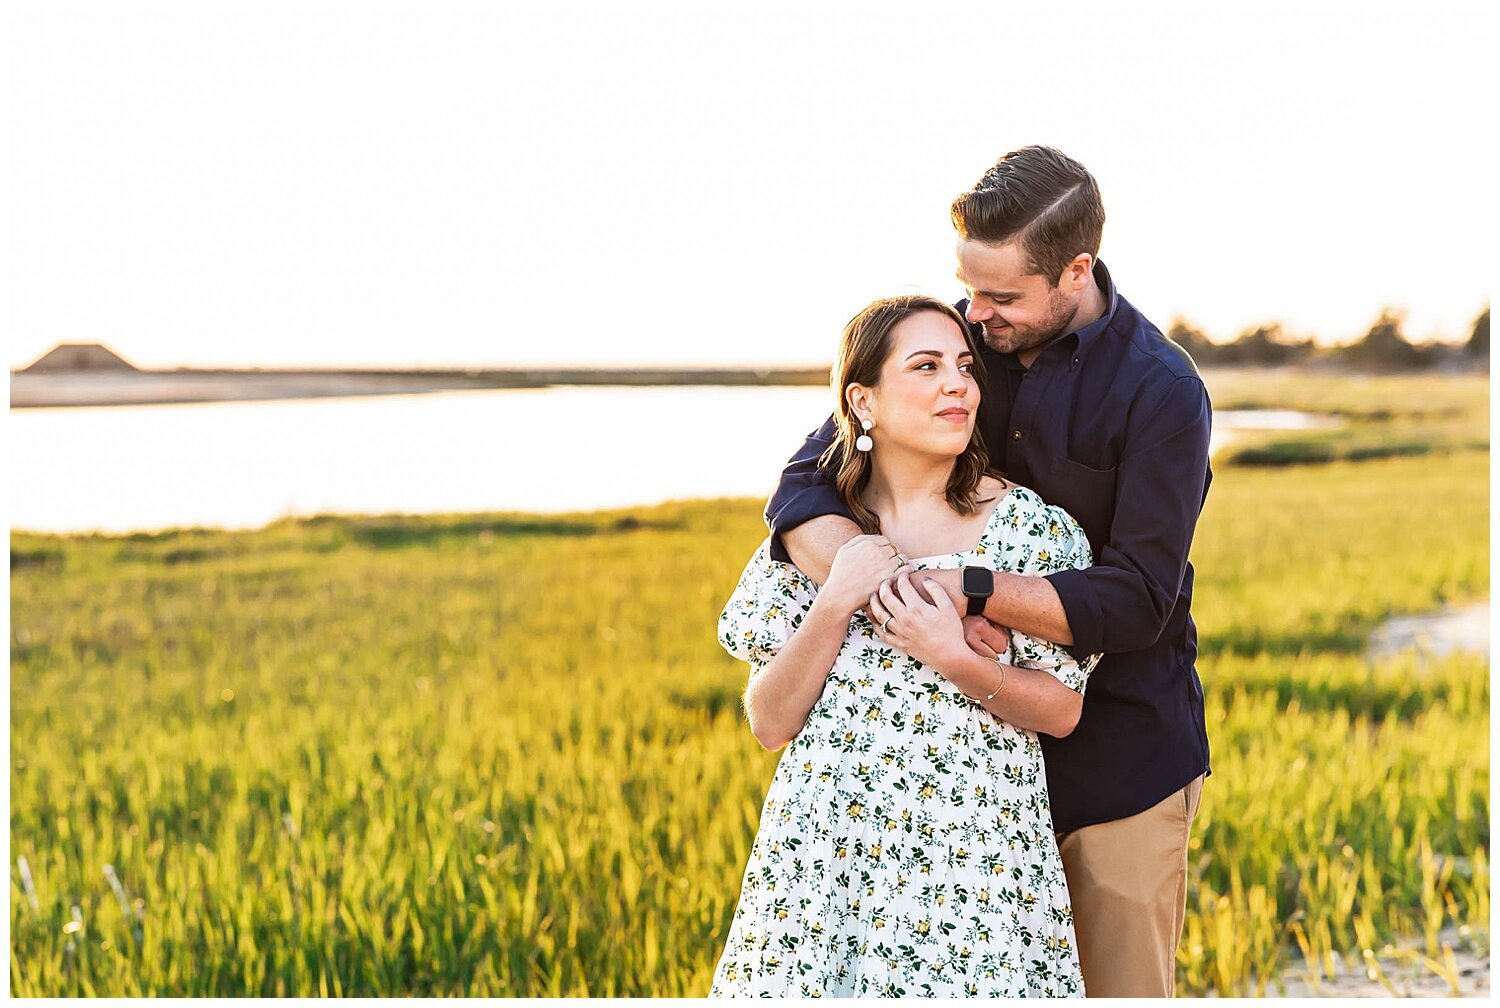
top-left (854, 310), bottom-right (980, 459)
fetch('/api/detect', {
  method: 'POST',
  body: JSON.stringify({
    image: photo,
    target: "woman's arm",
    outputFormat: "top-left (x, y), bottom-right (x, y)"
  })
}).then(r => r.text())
top-left (737, 535), bottom-right (908, 751)
top-left (937, 650), bottom-right (1083, 738)
top-left (742, 591), bottom-right (859, 750)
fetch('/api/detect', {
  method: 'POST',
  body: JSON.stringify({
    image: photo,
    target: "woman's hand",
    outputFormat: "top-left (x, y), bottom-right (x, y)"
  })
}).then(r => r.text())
top-left (820, 534), bottom-right (910, 618)
top-left (867, 573), bottom-right (969, 672)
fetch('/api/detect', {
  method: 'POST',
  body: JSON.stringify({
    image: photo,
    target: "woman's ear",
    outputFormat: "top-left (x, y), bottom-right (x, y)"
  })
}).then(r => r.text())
top-left (845, 383), bottom-right (874, 425)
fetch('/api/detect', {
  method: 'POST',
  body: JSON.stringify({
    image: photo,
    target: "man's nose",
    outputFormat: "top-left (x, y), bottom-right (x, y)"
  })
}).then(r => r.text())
top-left (965, 297), bottom-right (992, 324)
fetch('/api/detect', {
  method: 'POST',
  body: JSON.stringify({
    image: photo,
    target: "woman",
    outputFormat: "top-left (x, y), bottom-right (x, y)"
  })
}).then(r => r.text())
top-left (708, 295), bottom-right (1099, 998)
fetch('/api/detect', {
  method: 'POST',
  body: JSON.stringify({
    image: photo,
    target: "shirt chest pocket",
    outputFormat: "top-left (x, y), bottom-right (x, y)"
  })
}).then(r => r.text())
top-left (1045, 455), bottom-right (1117, 551)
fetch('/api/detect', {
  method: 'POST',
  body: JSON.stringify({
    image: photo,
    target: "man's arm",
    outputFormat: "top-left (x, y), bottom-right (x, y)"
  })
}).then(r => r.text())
top-left (765, 415), bottom-right (861, 574)
top-left (771, 411), bottom-right (1068, 635)
top-left (986, 573), bottom-right (1072, 643)
top-left (768, 420), bottom-right (1025, 635)
top-left (1044, 375), bottom-right (1212, 657)
top-left (782, 516), bottom-right (862, 586)
top-left (934, 375), bottom-right (1210, 655)
top-left (930, 557), bottom-right (1072, 644)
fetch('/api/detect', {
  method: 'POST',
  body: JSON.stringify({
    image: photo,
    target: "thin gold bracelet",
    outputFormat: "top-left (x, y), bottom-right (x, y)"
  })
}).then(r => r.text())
top-left (982, 657), bottom-right (1007, 701)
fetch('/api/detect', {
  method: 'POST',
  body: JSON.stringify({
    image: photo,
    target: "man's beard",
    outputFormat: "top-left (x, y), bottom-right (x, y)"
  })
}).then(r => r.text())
top-left (982, 287), bottom-right (1077, 355)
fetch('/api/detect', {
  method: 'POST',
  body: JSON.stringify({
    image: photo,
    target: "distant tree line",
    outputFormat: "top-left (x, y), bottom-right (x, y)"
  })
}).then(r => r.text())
top-left (1167, 305), bottom-right (1489, 372)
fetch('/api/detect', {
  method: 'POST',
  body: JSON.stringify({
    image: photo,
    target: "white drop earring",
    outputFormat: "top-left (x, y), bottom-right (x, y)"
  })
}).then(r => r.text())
top-left (855, 418), bottom-right (874, 452)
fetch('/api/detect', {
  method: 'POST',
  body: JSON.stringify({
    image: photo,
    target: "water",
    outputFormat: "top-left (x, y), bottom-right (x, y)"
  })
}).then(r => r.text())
top-left (8, 388), bottom-right (1333, 534)
top-left (1368, 603), bottom-right (1490, 662)
top-left (1205, 409), bottom-right (1339, 429)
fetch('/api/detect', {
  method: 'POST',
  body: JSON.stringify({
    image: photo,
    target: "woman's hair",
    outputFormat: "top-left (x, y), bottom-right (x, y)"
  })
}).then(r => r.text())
top-left (819, 295), bottom-right (996, 535)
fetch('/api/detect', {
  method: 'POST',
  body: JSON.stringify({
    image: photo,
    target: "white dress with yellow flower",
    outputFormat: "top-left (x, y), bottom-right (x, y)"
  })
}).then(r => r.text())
top-left (709, 488), bottom-right (1099, 998)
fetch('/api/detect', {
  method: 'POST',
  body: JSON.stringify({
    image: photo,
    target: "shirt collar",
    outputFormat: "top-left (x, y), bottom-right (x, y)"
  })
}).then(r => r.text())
top-left (1071, 258), bottom-right (1118, 355)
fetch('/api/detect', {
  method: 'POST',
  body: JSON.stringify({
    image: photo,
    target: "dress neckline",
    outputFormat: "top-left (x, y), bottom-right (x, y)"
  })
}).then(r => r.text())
top-left (902, 486), bottom-right (1026, 565)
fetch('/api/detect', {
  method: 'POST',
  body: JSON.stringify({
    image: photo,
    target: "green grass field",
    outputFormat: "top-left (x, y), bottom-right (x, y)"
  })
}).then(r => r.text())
top-left (9, 373), bottom-right (1489, 996)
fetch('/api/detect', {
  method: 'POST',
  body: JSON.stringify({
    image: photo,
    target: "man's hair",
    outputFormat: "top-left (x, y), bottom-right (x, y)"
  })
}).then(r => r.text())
top-left (950, 146), bottom-right (1105, 285)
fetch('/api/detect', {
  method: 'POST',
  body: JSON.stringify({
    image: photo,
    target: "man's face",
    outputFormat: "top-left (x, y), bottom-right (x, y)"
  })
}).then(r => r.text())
top-left (955, 239), bottom-right (1080, 360)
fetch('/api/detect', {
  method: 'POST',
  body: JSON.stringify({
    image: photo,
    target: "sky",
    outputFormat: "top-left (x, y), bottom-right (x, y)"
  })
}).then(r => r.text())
top-left (3, 0), bottom-right (1493, 369)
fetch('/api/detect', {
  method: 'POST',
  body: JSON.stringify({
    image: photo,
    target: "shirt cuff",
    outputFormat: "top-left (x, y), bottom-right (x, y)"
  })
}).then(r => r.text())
top-left (1045, 567), bottom-right (1105, 661)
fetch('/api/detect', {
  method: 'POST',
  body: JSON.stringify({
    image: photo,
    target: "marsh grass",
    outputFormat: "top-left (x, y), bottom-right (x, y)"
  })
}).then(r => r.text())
top-left (1207, 369), bottom-right (1489, 466)
top-left (10, 382), bottom-right (1489, 996)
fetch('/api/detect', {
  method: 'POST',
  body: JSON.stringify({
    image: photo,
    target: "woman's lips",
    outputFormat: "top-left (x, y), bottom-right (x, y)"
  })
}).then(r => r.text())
top-left (936, 409), bottom-right (969, 423)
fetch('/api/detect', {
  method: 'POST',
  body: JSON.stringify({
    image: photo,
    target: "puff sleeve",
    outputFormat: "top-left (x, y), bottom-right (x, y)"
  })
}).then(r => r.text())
top-left (718, 539), bottom-right (820, 677)
top-left (1003, 497), bottom-right (1103, 695)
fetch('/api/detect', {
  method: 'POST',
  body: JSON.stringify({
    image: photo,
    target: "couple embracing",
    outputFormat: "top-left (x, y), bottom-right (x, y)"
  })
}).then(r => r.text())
top-left (709, 147), bottom-right (1212, 998)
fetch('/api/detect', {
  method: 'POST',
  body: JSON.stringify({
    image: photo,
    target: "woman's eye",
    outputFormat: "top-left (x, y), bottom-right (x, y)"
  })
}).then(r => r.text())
top-left (959, 363), bottom-right (975, 374)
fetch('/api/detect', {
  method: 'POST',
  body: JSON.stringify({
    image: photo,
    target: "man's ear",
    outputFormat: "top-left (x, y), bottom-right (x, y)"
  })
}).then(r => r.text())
top-left (1059, 253), bottom-right (1094, 293)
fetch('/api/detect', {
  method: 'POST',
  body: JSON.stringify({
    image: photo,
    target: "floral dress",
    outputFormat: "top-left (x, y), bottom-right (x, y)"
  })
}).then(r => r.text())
top-left (709, 487), bottom-right (1100, 998)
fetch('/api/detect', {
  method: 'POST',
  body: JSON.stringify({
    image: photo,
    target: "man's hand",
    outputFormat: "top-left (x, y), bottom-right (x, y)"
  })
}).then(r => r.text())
top-left (963, 616), bottom-right (1012, 660)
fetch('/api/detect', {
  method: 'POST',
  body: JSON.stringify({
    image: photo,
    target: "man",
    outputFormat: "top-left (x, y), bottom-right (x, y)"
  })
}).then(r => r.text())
top-left (765, 146), bottom-right (1211, 997)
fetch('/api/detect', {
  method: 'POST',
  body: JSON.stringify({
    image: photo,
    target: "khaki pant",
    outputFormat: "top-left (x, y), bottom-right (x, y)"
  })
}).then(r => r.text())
top-left (1056, 775), bottom-right (1205, 998)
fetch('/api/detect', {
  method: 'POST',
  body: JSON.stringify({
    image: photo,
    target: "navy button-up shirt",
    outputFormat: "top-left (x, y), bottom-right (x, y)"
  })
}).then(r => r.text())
top-left (765, 261), bottom-right (1212, 831)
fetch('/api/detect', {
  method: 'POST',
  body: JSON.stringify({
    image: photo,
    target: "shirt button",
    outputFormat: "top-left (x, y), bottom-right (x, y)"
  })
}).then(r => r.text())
top-left (1012, 430), bottom-right (1023, 441)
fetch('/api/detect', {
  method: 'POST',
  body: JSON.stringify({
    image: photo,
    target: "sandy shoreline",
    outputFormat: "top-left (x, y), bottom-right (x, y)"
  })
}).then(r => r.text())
top-left (9, 366), bottom-right (831, 409)
top-left (1262, 928), bottom-right (1489, 998)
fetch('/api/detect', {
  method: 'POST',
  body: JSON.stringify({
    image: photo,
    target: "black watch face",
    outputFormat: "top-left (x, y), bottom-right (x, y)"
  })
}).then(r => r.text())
top-left (962, 566), bottom-right (993, 597)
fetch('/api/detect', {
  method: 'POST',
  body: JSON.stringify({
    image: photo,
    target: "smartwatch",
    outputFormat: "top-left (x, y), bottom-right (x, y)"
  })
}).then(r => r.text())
top-left (961, 565), bottom-right (994, 617)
